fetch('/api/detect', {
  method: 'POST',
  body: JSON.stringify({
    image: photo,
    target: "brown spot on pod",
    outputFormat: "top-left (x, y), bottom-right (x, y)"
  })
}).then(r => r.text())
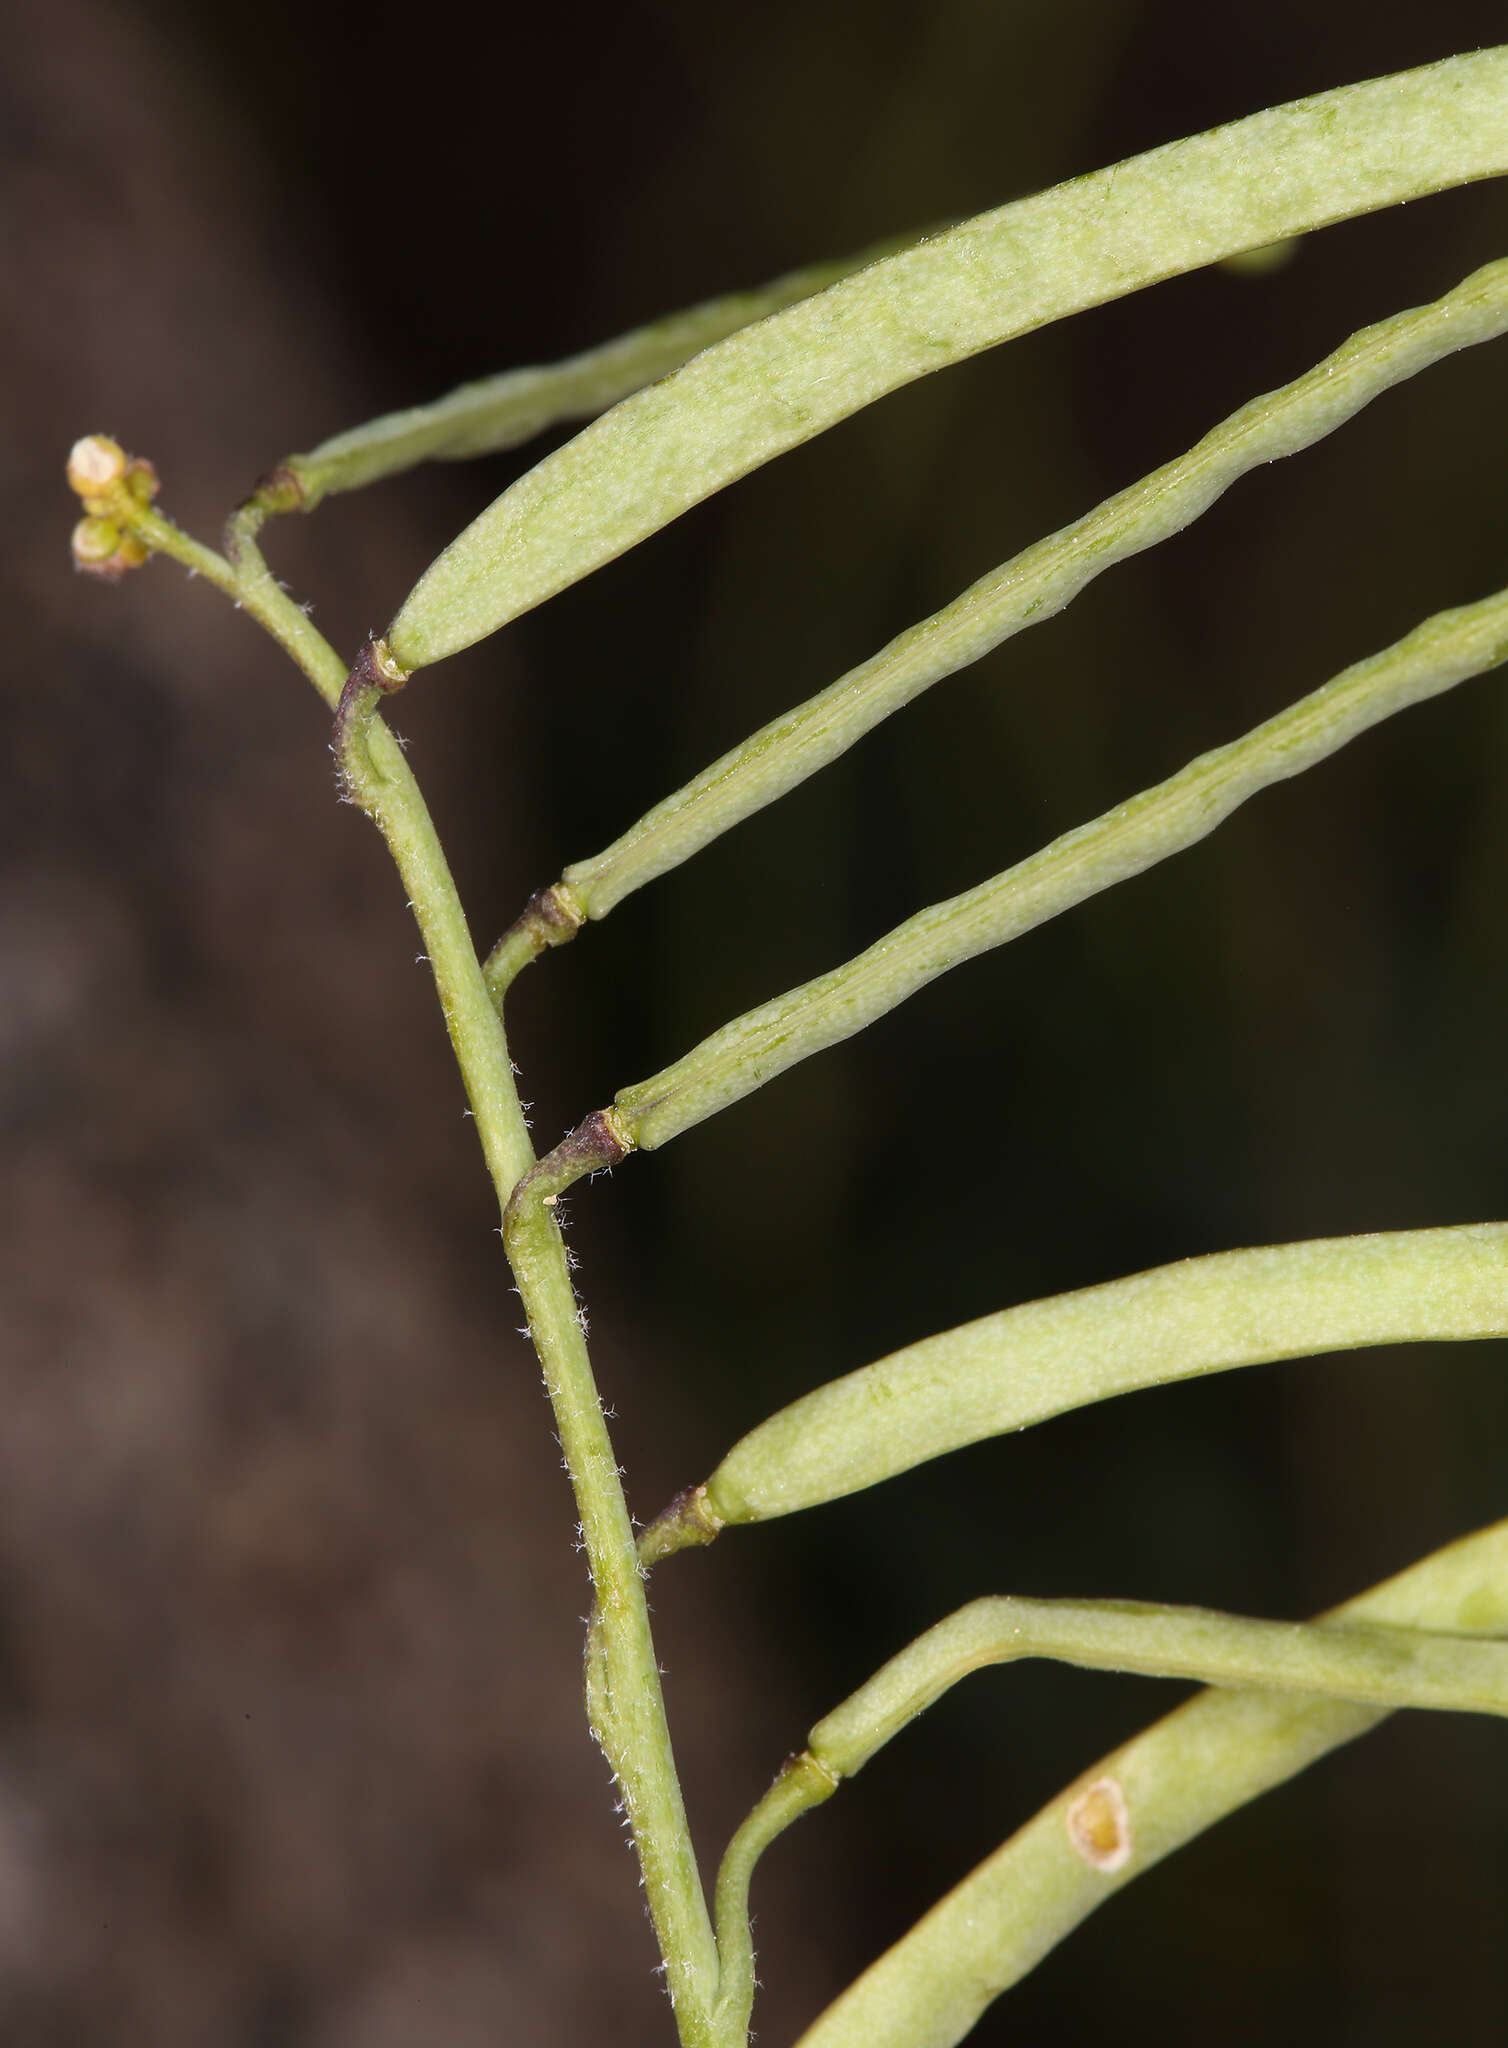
top-left (1066, 1775), bottom-right (1132, 1873)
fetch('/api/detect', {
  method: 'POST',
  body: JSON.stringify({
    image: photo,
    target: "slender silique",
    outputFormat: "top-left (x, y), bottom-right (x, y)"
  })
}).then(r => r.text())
top-left (791, 1520), bottom-right (1508, 2048)
top-left (272, 231), bottom-right (926, 508)
top-left (388, 49), bottom-right (1508, 671)
top-left (708, 1566), bottom-right (1508, 2043)
top-left (545, 255), bottom-right (1508, 932)
top-left (640, 1225), bottom-right (1508, 1542)
top-left (610, 582), bottom-right (1508, 1153)
top-left (808, 1596), bottom-right (1508, 1773)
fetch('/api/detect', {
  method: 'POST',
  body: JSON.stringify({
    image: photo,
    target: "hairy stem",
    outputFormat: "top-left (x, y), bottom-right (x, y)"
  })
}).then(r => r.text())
top-left (116, 498), bottom-right (348, 706)
top-left (110, 476), bottom-right (719, 2040)
top-left (321, 647), bottom-right (719, 2038)
top-left (505, 1196), bottom-right (720, 2035)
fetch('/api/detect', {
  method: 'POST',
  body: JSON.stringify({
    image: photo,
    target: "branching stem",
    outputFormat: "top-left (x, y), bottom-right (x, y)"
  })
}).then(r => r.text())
top-left (101, 483), bottom-right (721, 2044)
top-left (76, 56), bottom-right (1508, 2034)
top-left (484, 879), bottom-right (588, 1001)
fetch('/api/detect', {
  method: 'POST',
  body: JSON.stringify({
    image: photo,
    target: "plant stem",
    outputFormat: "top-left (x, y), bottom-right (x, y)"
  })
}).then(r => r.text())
top-left (711, 1753), bottom-right (838, 2045)
top-left (118, 486), bottom-right (720, 2041)
top-left (483, 880), bottom-right (588, 1002)
top-left (120, 499), bottom-right (348, 706)
top-left (509, 1198), bottom-right (721, 2037)
top-left (322, 655), bottom-right (720, 2039)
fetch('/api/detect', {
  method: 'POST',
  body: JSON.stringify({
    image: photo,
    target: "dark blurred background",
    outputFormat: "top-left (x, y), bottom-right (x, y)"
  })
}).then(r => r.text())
top-left (5, 1), bottom-right (1508, 2042)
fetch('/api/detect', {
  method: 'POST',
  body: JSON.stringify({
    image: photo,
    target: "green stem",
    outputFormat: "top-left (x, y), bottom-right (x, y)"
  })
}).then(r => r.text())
top-left (711, 1754), bottom-right (838, 2045)
top-left (496, 1102), bottom-right (718, 2039)
top-left (116, 498), bottom-right (347, 706)
top-left (322, 650), bottom-right (719, 2039)
top-left (503, 1106), bottom-right (637, 1224)
top-left (119, 484), bottom-right (719, 2041)
top-left (610, 579), bottom-right (1508, 1152)
top-left (508, 1198), bottom-right (720, 2036)
top-left (483, 880), bottom-right (588, 1002)
top-left (127, 500), bottom-right (242, 599)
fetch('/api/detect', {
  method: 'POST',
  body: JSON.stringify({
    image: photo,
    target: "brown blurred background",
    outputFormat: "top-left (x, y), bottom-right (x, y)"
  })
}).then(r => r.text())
top-left (5, 1), bottom-right (1508, 2041)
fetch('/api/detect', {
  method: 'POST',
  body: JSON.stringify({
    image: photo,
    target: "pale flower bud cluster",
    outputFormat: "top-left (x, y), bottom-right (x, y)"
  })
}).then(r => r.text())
top-left (66, 434), bottom-right (159, 581)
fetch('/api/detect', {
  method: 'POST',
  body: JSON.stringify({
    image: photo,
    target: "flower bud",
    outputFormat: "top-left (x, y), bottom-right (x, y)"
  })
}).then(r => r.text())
top-left (124, 457), bottom-right (160, 506)
top-left (71, 516), bottom-right (149, 581)
top-left (66, 435), bottom-right (128, 502)
top-left (71, 515), bottom-right (120, 563)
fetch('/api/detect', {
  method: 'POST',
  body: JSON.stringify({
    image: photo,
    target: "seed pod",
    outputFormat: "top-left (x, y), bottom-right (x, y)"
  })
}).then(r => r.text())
top-left (387, 51), bottom-right (1508, 672)
top-left (552, 252), bottom-right (1508, 930)
top-left (804, 1593), bottom-right (1508, 1781)
top-left (673, 1225), bottom-right (1508, 1538)
top-left (793, 1519), bottom-right (1508, 2048)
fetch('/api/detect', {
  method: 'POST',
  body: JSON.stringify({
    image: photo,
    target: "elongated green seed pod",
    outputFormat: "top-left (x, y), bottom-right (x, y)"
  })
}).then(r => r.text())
top-left (807, 1595), bottom-right (1508, 1776)
top-left (558, 255), bottom-right (1508, 924)
top-left (279, 232), bottom-right (925, 508)
top-left (792, 1521), bottom-right (1508, 2048)
top-left (612, 583), bottom-right (1508, 1153)
top-left (653, 1225), bottom-right (1508, 1544)
top-left (710, 1574), bottom-right (1508, 2041)
top-left (388, 49), bottom-right (1508, 672)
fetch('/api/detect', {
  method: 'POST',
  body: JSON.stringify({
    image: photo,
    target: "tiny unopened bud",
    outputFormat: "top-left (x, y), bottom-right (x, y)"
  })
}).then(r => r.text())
top-left (71, 516), bottom-right (149, 581)
top-left (71, 515), bottom-right (120, 563)
top-left (124, 457), bottom-right (160, 506)
top-left (67, 435), bottom-right (128, 500)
